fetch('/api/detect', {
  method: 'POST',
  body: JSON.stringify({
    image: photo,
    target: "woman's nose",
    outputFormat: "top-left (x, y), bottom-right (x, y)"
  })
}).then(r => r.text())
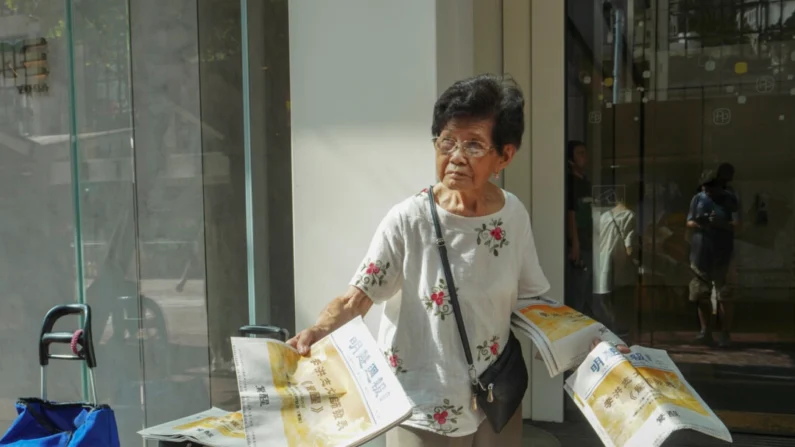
top-left (448, 146), bottom-right (468, 163)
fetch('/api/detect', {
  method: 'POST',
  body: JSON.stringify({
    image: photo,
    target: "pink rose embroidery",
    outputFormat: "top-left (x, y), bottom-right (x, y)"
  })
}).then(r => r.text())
top-left (421, 399), bottom-right (463, 435)
top-left (476, 219), bottom-right (508, 256)
top-left (477, 336), bottom-right (501, 362)
top-left (366, 263), bottom-right (380, 275)
top-left (383, 347), bottom-right (407, 374)
top-left (354, 259), bottom-right (389, 292)
top-left (423, 279), bottom-right (454, 320)
top-left (431, 291), bottom-right (445, 306)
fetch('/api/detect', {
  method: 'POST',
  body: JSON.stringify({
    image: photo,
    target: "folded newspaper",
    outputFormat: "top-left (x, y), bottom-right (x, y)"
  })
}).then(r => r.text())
top-left (511, 296), bottom-right (626, 377)
top-left (230, 316), bottom-right (413, 446)
top-left (138, 407), bottom-right (246, 446)
top-left (565, 342), bottom-right (732, 447)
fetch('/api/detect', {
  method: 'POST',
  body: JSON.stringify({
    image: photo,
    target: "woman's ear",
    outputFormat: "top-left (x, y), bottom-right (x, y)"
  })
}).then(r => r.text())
top-left (499, 144), bottom-right (517, 169)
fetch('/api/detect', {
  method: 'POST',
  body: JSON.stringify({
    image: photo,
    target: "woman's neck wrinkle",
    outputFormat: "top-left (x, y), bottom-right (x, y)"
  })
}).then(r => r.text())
top-left (439, 187), bottom-right (495, 216)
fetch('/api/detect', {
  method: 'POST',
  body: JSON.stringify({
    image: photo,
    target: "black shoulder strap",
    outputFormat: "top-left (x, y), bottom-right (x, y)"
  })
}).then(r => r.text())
top-left (426, 187), bottom-right (477, 377)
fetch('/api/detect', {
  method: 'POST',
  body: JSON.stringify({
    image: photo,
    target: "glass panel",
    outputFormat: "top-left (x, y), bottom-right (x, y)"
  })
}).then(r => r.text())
top-left (128, 0), bottom-right (294, 435)
top-left (0, 0), bottom-right (84, 430)
top-left (193, 0), bottom-right (251, 410)
top-left (0, 0), bottom-right (292, 442)
top-left (567, 0), bottom-right (795, 435)
top-left (127, 0), bottom-right (214, 435)
top-left (68, 0), bottom-right (143, 443)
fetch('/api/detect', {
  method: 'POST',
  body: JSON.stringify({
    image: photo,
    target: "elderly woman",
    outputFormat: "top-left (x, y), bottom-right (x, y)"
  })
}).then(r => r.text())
top-left (289, 74), bottom-right (575, 446)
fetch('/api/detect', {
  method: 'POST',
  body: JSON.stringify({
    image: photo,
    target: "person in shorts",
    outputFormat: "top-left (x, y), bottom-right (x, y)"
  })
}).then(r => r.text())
top-left (687, 169), bottom-right (736, 347)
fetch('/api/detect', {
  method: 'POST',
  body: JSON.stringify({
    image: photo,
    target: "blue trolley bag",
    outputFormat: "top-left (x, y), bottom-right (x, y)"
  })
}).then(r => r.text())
top-left (0, 304), bottom-right (120, 447)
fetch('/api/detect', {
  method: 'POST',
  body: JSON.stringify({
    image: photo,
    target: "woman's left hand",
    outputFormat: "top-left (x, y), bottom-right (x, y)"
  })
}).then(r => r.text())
top-left (591, 337), bottom-right (631, 354)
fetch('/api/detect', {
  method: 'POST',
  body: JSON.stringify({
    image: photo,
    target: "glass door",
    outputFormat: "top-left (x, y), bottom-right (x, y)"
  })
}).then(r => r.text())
top-left (566, 0), bottom-right (795, 435)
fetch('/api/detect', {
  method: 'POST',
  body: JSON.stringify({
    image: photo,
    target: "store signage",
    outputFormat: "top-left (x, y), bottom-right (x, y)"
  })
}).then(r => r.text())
top-left (17, 82), bottom-right (49, 95)
top-left (1, 37), bottom-right (49, 96)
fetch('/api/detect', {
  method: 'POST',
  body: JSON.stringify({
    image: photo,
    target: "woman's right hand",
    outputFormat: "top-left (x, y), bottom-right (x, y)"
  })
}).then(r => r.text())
top-left (286, 286), bottom-right (374, 356)
top-left (286, 326), bottom-right (327, 356)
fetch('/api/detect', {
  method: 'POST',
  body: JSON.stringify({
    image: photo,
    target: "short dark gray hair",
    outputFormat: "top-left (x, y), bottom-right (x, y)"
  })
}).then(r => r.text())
top-left (431, 74), bottom-right (525, 154)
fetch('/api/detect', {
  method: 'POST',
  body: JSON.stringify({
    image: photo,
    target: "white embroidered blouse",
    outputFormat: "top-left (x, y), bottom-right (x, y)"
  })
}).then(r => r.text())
top-left (349, 188), bottom-right (550, 436)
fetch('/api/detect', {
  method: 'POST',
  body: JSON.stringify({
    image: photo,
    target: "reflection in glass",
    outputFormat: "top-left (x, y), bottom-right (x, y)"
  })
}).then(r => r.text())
top-left (0, 0), bottom-right (292, 444)
top-left (0, 0), bottom-right (83, 431)
top-left (567, 0), bottom-right (795, 435)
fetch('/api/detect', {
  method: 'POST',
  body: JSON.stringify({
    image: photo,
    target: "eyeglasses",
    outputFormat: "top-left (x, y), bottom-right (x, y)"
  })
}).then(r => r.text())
top-left (432, 137), bottom-right (493, 158)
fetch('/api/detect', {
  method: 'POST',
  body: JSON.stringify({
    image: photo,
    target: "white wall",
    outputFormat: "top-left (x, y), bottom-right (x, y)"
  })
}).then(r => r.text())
top-left (289, 1), bottom-right (479, 443)
top-left (290, 0), bottom-right (435, 334)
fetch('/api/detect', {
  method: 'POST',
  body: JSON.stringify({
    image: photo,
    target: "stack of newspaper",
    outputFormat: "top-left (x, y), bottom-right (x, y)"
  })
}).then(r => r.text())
top-left (231, 316), bottom-right (413, 446)
top-left (138, 408), bottom-right (247, 446)
top-left (566, 342), bottom-right (733, 447)
top-left (511, 296), bottom-right (625, 377)
top-left (140, 317), bottom-right (412, 447)
top-left (511, 297), bottom-right (733, 446)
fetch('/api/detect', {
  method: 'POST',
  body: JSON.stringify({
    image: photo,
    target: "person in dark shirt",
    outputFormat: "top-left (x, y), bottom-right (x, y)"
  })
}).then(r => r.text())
top-left (716, 162), bottom-right (740, 230)
top-left (566, 140), bottom-right (595, 316)
top-left (687, 169), bottom-right (737, 347)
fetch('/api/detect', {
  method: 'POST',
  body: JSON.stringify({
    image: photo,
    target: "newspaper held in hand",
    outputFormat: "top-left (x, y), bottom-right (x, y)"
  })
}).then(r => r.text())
top-left (231, 316), bottom-right (412, 447)
top-left (138, 407), bottom-right (246, 446)
top-left (510, 296), bottom-right (625, 377)
top-left (565, 342), bottom-right (732, 447)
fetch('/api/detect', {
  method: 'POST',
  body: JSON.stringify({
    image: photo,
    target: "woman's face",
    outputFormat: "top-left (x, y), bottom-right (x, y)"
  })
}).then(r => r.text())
top-left (435, 118), bottom-right (515, 192)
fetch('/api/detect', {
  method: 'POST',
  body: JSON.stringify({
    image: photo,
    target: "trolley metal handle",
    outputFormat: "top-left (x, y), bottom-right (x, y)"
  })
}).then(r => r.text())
top-left (38, 304), bottom-right (98, 404)
top-left (239, 325), bottom-right (290, 341)
top-left (39, 304), bottom-right (97, 368)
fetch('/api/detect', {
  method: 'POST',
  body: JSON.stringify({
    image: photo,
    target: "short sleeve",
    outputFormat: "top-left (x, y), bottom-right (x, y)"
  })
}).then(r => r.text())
top-left (518, 218), bottom-right (551, 299)
top-left (623, 214), bottom-right (636, 249)
top-left (686, 194), bottom-right (699, 222)
top-left (349, 206), bottom-right (405, 303)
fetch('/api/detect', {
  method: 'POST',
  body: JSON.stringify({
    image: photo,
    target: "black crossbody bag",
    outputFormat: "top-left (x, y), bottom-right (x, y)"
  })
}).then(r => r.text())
top-left (426, 187), bottom-right (528, 433)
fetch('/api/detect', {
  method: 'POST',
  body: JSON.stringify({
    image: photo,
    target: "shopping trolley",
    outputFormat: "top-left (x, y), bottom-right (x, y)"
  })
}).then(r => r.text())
top-left (0, 304), bottom-right (120, 446)
top-left (154, 324), bottom-right (290, 447)
top-left (238, 324), bottom-right (290, 340)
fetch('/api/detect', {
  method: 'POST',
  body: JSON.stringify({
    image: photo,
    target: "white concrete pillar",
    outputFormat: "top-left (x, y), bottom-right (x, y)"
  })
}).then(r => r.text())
top-left (503, 0), bottom-right (566, 423)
